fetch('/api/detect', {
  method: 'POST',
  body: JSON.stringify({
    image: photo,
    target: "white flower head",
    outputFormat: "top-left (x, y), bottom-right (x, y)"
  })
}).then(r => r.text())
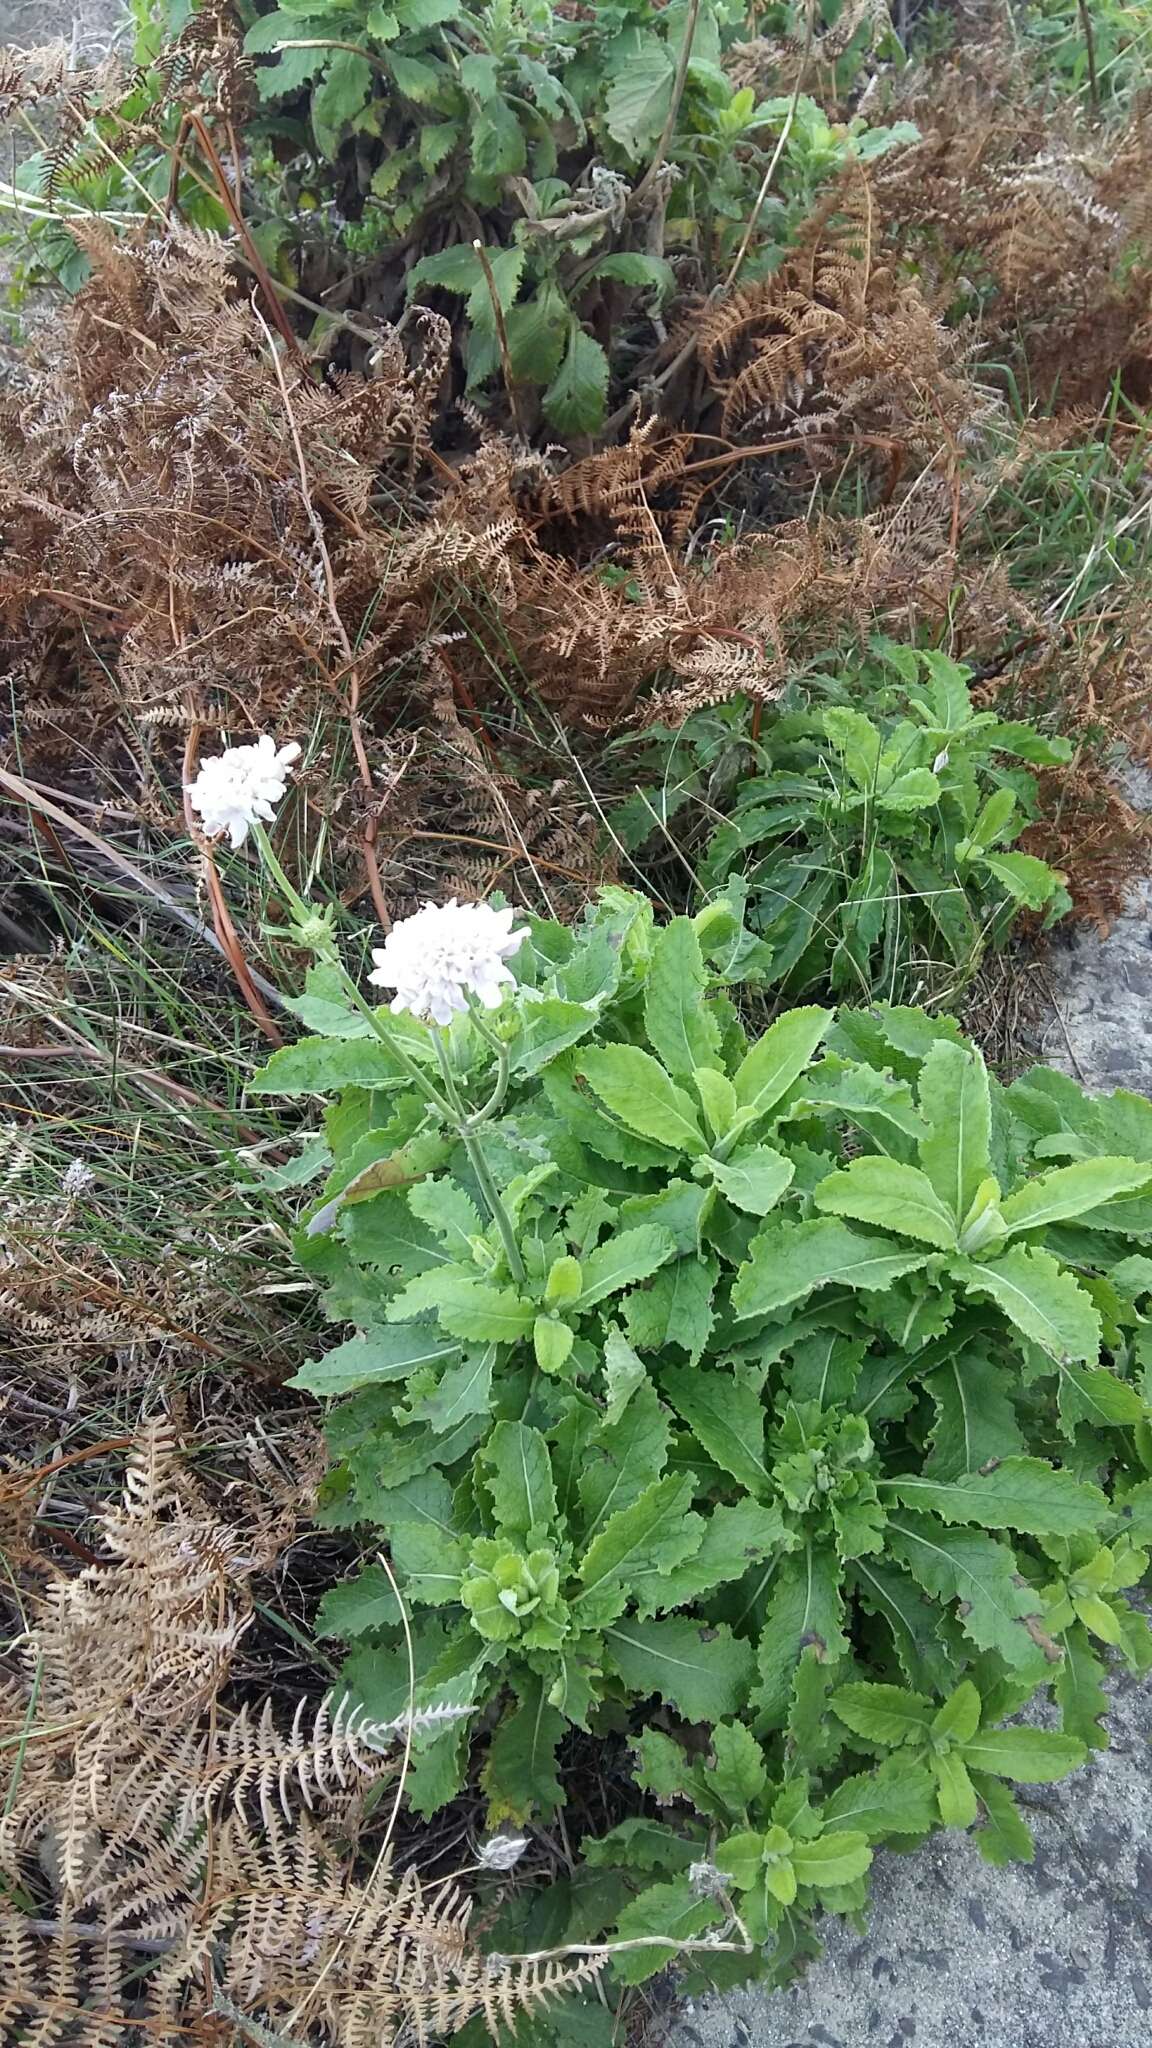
top-left (186, 735), bottom-right (301, 849)
top-left (367, 898), bottom-right (527, 1028)
top-left (476, 1832), bottom-right (529, 1872)
top-left (60, 1158), bottom-right (96, 1197)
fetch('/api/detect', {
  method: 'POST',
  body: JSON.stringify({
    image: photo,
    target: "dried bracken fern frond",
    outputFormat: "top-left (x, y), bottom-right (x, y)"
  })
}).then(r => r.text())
top-left (0, 1423), bottom-right (604, 2044)
top-left (871, 35), bottom-right (1152, 404)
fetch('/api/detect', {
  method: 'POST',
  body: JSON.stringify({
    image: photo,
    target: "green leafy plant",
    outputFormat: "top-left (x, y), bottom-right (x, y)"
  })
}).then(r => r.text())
top-left (625, 641), bottom-right (1073, 1004)
top-left (249, 879), bottom-right (1152, 1998)
top-left (228, 0), bottom-right (917, 430)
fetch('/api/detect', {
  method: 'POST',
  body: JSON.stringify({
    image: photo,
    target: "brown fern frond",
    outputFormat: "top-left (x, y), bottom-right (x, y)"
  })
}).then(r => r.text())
top-left (0, 1424), bottom-right (604, 2044)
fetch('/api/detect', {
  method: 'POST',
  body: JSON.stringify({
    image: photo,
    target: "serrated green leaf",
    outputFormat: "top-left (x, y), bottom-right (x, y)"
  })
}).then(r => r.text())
top-left (820, 1756), bottom-right (938, 1840)
top-left (408, 243), bottom-right (482, 296)
top-left (609, 1878), bottom-right (718, 1986)
top-left (406, 1714), bottom-right (472, 1816)
top-left (791, 1061), bottom-right (926, 1149)
top-left (980, 848), bottom-right (1063, 908)
top-left (785, 1330), bottom-right (865, 1410)
top-left (395, 0), bottom-right (459, 25)
top-left (1057, 1360), bottom-right (1148, 1429)
top-left (589, 251), bottom-right (676, 297)
top-left (849, 1556), bottom-right (960, 1694)
top-left (343, 1187), bottom-right (447, 1277)
top-left (395, 1275), bottom-right (535, 1345)
top-left (631, 1726), bottom-right (694, 1801)
top-left (578, 1380), bottom-right (672, 1537)
top-left (578, 1044), bottom-right (706, 1155)
top-left (583, 1818), bottom-right (699, 1874)
top-left (408, 1344), bottom-right (496, 1432)
top-left (732, 1217), bottom-right (925, 1318)
top-left (311, 48), bottom-right (372, 158)
top-left (250, 1034), bottom-right (419, 1094)
top-left (619, 1179), bottom-right (711, 1257)
top-left (576, 1225), bottom-right (677, 1308)
top-left (574, 1474), bottom-right (702, 1627)
top-left (932, 1679), bottom-right (982, 1745)
top-left (508, 996), bottom-right (603, 1082)
top-left (622, 1252), bottom-right (717, 1362)
top-left (884, 1458), bottom-right (1107, 1538)
top-left (637, 1499), bottom-right (789, 1615)
top-left (753, 1542), bottom-right (847, 1730)
top-left (660, 1363), bottom-right (772, 1494)
top-left (695, 1065), bottom-right (737, 1140)
top-left (933, 1748), bottom-right (977, 1828)
top-left (886, 1512), bottom-right (1044, 1671)
top-left (643, 918), bottom-right (721, 1078)
top-left (407, 1178), bottom-right (483, 1257)
top-left (480, 1422), bottom-right (557, 1538)
top-left (733, 1006), bottom-right (832, 1124)
top-left (961, 1725), bottom-right (1086, 1783)
top-left (922, 1350), bottom-right (1024, 1481)
top-left (709, 1145), bottom-right (795, 1216)
top-left (790, 1831), bottom-right (872, 1890)
top-left (505, 286), bottom-right (569, 385)
top-left (815, 1157), bottom-right (958, 1249)
top-left (472, 95), bottom-right (527, 178)
top-left (291, 1325), bottom-right (461, 1395)
top-left (1000, 1157), bottom-right (1151, 1236)
top-left (466, 244), bottom-right (526, 326)
top-left (418, 117), bottom-right (460, 171)
top-left (971, 1772), bottom-right (1034, 1864)
top-left (603, 36), bottom-right (675, 155)
top-left (918, 1040), bottom-right (992, 1224)
top-left (605, 1617), bottom-right (754, 1722)
top-left (1054, 1624), bottom-right (1111, 1750)
top-left (316, 1565), bottom-right (402, 1637)
top-left (706, 1720), bottom-right (768, 1812)
top-left (830, 1682), bottom-right (933, 1747)
top-left (958, 1244), bottom-right (1100, 1364)
top-left (602, 1326), bottom-right (647, 1425)
top-left (533, 1316), bottom-right (575, 1377)
top-left (543, 323), bottom-right (609, 437)
top-left (542, 1053), bottom-right (676, 1169)
top-left (391, 1520), bottom-right (469, 1603)
top-left (483, 1671), bottom-right (565, 1820)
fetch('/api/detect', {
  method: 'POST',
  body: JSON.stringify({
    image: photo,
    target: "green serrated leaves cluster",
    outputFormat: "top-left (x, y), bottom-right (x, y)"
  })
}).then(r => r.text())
top-left (261, 886), bottom-right (1152, 1998)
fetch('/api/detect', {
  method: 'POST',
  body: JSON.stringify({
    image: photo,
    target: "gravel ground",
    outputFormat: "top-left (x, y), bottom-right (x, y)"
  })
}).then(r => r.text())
top-left (666, 1667), bottom-right (1152, 2048)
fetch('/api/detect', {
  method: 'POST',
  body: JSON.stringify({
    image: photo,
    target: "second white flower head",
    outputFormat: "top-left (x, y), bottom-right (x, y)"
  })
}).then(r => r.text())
top-left (186, 735), bottom-right (301, 849)
top-left (368, 898), bottom-right (527, 1027)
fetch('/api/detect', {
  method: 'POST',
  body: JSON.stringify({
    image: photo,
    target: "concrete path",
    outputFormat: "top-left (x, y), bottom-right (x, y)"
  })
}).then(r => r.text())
top-left (667, 1668), bottom-right (1152, 2048)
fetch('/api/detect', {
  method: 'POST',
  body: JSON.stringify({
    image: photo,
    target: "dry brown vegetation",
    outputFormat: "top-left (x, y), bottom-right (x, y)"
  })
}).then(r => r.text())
top-left (0, 161), bottom-right (1064, 923)
top-left (0, 1424), bottom-right (604, 2045)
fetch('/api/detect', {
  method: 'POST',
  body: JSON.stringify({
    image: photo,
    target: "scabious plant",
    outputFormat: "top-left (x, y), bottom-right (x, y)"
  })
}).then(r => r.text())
top-left (247, 875), bottom-right (1152, 1998)
top-left (186, 734), bottom-right (302, 849)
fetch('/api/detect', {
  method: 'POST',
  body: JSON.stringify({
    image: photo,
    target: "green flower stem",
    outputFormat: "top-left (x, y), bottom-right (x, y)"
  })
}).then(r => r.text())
top-left (435, 1037), bottom-right (526, 1285)
top-left (249, 821), bottom-right (457, 1120)
top-left (250, 820), bottom-right (522, 1275)
top-left (249, 821), bottom-right (313, 931)
top-left (460, 997), bottom-right (513, 1119)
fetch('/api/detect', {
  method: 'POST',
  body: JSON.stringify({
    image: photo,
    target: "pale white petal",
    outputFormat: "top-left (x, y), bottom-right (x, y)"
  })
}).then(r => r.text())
top-left (186, 733), bottom-right (300, 847)
top-left (366, 899), bottom-right (526, 1025)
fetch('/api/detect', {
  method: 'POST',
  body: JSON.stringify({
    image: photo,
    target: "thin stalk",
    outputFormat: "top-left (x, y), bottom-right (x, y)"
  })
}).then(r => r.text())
top-left (435, 1037), bottom-right (525, 1284)
top-left (1078, 0), bottom-right (1100, 110)
top-left (249, 822), bottom-right (456, 1119)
